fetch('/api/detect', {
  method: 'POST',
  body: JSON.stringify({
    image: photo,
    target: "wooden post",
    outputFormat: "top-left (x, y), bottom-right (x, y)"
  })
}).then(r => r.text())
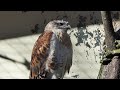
top-left (97, 11), bottom-right (120, 79)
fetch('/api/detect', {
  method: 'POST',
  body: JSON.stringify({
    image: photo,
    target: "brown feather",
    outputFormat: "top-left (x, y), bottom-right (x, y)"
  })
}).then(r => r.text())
top-left (29, 31), bottom-right (53, 79)
top-left (30, 20), bottom-right (73, 79)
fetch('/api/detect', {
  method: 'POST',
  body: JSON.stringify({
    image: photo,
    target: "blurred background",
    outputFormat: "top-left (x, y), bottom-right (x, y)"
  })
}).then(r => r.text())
top-left (0, 11), bottom-right (120, 79)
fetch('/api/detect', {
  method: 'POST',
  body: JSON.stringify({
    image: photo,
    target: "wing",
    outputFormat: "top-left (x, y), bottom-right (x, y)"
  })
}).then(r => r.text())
top-left (56, 33), bottom-right (73, 74)
top-left (62, 33), bottom-right (73, 74)
top-left (29, 31), bottom-right (53, 79)
top-left (66, 43), bottom-right (73, 74)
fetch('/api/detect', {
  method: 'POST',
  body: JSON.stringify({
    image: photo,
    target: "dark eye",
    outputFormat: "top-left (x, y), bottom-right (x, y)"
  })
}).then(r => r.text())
top-left (59, 23), bottom-right (64, 26)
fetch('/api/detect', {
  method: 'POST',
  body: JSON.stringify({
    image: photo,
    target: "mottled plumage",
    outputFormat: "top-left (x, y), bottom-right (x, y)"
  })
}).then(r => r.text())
top-left (29, 20), bottom-right (73, 79)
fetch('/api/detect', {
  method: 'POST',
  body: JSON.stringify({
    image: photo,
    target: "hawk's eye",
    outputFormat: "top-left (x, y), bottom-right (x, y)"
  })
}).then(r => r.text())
top-left (59, 23), bottom-right (64, 26)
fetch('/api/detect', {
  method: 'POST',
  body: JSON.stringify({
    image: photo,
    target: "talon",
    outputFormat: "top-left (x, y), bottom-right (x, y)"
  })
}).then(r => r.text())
top-left (100, 58), bottom-right (111, 63)
top-left (101, 40), bottom-right (120, 64)
top-left (104, 49), bottom-right (113, 58)
top-left (115, 40), bottom-right (120, 48)
top-left (116, 43), bottom-right (120, 49)
top-left (100, 48), bottom-right (113, 64)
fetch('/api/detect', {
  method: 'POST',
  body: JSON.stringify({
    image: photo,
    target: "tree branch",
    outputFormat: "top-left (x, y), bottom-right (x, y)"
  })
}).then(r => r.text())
top-left (98, 11), bottom-right (120, 79)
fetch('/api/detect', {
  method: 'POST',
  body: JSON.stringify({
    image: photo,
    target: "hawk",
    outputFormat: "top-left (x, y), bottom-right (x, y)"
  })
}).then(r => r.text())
top-left (29, 20), bottom-right (73, 79)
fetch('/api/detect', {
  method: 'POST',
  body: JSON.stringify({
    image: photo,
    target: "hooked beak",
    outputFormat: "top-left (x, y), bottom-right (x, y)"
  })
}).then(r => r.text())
top-left (67, 25), bottom-right (71, 29)
top-left (66, 25), bottom-right (71, 30)
top-left (64, 25), bottom-right (71, 32)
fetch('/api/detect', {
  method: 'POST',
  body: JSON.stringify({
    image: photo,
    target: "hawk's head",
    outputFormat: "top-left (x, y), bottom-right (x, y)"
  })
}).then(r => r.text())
top-left (45, 20), bottom-right (71, 32)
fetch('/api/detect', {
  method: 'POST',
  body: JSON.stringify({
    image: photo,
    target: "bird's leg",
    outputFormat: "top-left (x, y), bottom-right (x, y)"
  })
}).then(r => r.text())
top-left (100, 40), bottom-right (120, 63)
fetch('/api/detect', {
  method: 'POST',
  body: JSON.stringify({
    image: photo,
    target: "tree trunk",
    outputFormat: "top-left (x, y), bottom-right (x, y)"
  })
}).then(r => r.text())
top-left (97, 11), bottom-right (120, 79)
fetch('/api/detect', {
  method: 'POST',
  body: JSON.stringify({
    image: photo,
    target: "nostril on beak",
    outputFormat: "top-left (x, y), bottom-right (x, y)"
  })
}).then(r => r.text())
top-left (68, 25), bottom-right (71, 29)
top-left (66, 22), bottom-right (69, 25)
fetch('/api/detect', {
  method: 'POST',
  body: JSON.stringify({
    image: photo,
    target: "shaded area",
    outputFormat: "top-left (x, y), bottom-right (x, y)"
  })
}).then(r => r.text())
top-left (0, 54), bottom-right (30, 70)
top-left (0, 11), bottom-right (120, 40)
top-left (73, 11), bottom-right (120, 49)
top-left (74, 27), bottom-right (93, 47)
top-left (115, 29), bottom-right (120, 40)
top-left (74, 27), bottom-right (104, 49)
top-left (31, 24), bottom-right (41, 34)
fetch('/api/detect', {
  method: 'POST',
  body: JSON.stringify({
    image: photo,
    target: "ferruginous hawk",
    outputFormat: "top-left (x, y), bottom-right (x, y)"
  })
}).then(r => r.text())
top-left (29, 20), bottom-right (73, 79)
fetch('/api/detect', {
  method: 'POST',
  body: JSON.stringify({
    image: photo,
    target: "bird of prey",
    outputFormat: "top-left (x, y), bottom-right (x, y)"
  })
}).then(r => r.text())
top-left (29, 20), bottom-right (73, 79)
